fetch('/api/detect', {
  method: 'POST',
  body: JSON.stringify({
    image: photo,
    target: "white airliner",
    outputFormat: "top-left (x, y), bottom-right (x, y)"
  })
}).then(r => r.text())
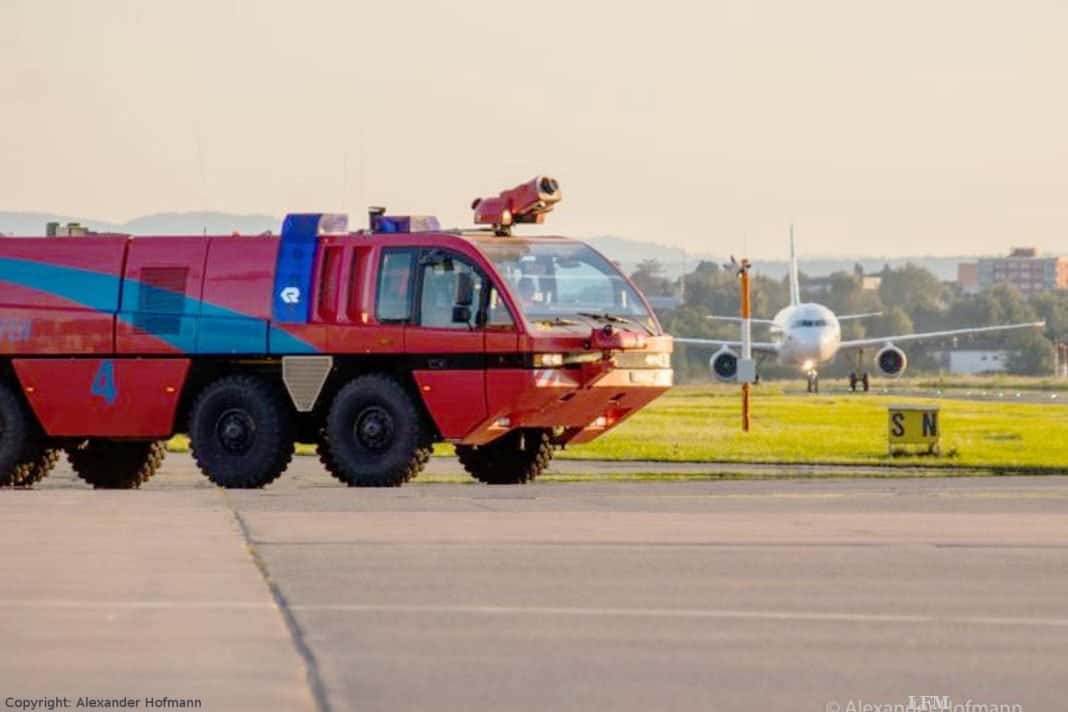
top-left (675, 236), bottom-right (1046, 392)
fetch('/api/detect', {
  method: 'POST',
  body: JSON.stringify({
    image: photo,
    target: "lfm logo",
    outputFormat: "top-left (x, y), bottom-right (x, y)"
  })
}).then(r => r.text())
top-left (280, 286), bottom-right (301, 304)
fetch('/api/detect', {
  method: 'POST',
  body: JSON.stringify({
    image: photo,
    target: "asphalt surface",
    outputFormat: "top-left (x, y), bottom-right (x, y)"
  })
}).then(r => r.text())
top-left (3, 455), bottom-right (1068, 712)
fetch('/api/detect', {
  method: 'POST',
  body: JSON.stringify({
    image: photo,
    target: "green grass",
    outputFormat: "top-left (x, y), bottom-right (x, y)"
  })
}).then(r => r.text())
top-left (904, 375), bottom-right (1068, 393)
top-left (167, 435), bottom-right (317, 457)
top-left (555, 385), bottom-right (1068, 472)
top-left (782, 374), bottom-right (1068, 394)
top-left (166, 384), bottom-right (1068, 474)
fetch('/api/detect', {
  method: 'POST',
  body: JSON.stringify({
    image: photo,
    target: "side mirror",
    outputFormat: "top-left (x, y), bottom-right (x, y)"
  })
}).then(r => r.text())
top-left (452, 305), bottom-right (473, 324)
top-left (455, 272), bottom-right (475, 307)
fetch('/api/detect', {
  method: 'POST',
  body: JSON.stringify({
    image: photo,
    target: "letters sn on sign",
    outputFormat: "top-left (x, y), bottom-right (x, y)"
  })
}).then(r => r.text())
top-left (888, 404), bottom-right (940, 456)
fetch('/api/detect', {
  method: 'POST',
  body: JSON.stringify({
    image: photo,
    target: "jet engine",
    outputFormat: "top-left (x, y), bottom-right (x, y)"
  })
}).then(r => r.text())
top-left (709, 347), bottom-right (739, 382)
top-left (875, 344), bottom-right (908, 377)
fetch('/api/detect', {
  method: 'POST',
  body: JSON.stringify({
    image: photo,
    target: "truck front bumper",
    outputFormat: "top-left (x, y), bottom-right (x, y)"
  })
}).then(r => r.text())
top-left (460, 367), bottom-right (673, 446)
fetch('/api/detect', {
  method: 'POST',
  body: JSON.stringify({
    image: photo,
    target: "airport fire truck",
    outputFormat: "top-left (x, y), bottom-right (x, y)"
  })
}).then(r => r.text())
top-left (0, 177), bottom-right (673, 489)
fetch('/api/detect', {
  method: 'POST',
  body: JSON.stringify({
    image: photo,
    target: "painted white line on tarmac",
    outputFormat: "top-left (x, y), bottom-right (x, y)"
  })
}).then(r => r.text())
top-left (291, 603), bottom-right (1068, 628)
top-left (0, 599), bottom-right (273, 609)
top-left (4, 599), bottom-right (1067, 629)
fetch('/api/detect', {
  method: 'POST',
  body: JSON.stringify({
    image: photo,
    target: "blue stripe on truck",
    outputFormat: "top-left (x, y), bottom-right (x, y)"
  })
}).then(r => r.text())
top-left (0, 257), bottom-right (318, 355)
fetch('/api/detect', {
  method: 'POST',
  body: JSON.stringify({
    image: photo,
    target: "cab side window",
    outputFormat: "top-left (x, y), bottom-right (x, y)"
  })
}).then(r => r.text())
top-left (376, 249), bottom-right (415, 322)
top-left (486, 286), bottom-right (515, 329)
top-left (417, 252), bottom-right (482, 330)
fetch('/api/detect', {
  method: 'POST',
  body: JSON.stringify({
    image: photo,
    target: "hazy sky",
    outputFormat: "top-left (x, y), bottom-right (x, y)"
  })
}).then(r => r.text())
top-left (2, 0), bottom-right (1066, 258)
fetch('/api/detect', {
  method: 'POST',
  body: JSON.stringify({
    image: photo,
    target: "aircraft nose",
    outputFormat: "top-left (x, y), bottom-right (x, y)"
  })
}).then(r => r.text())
top-left (819, 328), bottom-right (838, 356)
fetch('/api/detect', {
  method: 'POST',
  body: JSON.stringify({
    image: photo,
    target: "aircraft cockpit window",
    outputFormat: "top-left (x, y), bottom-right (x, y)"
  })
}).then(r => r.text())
top-left (793, 319), bottom-right (829, 328)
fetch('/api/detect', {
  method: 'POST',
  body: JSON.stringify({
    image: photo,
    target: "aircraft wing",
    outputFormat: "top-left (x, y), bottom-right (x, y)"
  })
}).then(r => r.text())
top-left (839, 321), bottom-right (1046, 350)
top-left (674, 337), bottom-right (781, 354)
top-left (837, 311), bottom-right (883, 322)
top-left (705, 316), bottom-right (776, 325)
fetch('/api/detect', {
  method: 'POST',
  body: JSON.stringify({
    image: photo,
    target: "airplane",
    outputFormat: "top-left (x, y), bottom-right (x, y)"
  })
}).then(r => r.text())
top-left (675, 232), bottom-right (1046, 392)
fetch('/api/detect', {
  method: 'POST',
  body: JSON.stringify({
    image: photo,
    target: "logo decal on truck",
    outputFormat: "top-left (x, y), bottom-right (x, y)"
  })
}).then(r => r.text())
top-left (0, 318), bottom-right (31, 343)
top-left (280, 286), bottom-right (301, 304)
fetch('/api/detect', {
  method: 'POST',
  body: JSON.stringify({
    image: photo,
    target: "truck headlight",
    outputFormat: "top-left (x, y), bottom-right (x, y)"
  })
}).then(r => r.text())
top-left (644, 352), bottom-right (671, 368)
top-left (533, 353), bottom-right (565, 368)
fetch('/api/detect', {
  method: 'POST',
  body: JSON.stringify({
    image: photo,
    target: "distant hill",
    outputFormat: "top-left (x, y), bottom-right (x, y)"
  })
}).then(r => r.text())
top-left (0, 211), bottom-right (989, 281)
top-left (585, 236), bottom-right (690, 268)
top-left (0, 211), bottom-right (279, 237)
top-left (586, 236), bottom-right (980, 282)
top-left (121, 212), bottom-right (279, 235)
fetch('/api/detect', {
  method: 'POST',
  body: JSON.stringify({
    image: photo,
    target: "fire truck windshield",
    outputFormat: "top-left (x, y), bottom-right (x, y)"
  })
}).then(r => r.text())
top-left (478, 241), bottom-right (656, 333)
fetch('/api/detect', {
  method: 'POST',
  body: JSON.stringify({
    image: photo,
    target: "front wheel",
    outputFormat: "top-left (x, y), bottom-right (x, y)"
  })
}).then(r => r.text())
top-left (456, 429), bottom-right (553, 485)
top-left (189, 375), bottom-right (295, 489)
top-left (67, 440), bottom-right (166, 489)
top-left (319, 375), bottom-right (429, 487)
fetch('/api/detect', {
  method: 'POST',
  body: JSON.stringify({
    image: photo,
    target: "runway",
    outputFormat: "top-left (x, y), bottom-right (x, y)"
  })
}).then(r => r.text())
top-left (816, 385), bottom-right (1066, 405)
top-left (3, 455), bottom-right (1067, 711)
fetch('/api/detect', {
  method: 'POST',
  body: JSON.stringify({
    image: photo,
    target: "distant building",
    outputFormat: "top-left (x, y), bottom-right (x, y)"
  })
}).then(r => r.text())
top-left (957, 262), bottom-right (979, 294)
top-left (801, 274), bottom-right (880, 296)
top-left (960, 247), bottom-right (1068, 295)
top-left (801, 276), bottom-right (833, 296)
top-left (45, 222), bottom-right (95, 237)
top-left (938, 349), bottom-right (1011, 375)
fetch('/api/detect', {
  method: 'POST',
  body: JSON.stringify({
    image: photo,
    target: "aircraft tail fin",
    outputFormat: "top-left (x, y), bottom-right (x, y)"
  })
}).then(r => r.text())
top-left (789, 225), bottom-right (801, 306)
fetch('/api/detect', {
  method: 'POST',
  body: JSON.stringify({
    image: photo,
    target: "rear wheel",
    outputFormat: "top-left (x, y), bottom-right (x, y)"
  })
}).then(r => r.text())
top-left (189, 375), bottom-right (295, 489)
top-left (67, 440), bottom-right (166, 489)
top-left (319, 375), bottom-right (429, 487)
top-left (456, 429), bottom-right (553, 485)
top-left (8, 449), bottom-right (60, 488)
top-left (0, 381), bottom-right (44, 487)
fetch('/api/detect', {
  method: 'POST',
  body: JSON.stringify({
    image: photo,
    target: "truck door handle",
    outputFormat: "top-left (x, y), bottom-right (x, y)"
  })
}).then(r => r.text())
top-left (427, 358), bottom-right (447, 369)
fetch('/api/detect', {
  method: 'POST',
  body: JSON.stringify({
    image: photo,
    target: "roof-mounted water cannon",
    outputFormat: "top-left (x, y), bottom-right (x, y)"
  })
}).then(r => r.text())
top-left (471, 176), bottom-right (561, 236)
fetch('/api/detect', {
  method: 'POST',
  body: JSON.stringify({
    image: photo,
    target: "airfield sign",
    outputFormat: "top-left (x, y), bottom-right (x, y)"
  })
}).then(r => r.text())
top-left (888, 404), bottom-right (941, 456)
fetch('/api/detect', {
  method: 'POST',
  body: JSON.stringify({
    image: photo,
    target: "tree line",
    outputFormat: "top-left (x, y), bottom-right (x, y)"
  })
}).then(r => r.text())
top-left (629, 259), bottom-right (1066, 380)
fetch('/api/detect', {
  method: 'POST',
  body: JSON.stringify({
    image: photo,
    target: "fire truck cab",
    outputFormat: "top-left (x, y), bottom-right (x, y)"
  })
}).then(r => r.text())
top-left (0, 177), bottom-right (673, 489)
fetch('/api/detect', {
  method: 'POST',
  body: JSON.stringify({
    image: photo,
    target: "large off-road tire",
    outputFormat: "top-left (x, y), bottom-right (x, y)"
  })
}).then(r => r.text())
top-left (456, 429), bottom-right (553, 485)
top-left (8, 449), bottom-right (60, 488)
top-left (189, 375), bottom-right (295, 489)
top-left (0, 381), bottom-right (45, 487)
top-left (319, 375), bottom-right (429, 487)
top-left (323, 443), bottom-right (433, 482)
top-left (411, 445), bottom-right (433, 480)
top-left (67, 440), bottom-right (165, 489)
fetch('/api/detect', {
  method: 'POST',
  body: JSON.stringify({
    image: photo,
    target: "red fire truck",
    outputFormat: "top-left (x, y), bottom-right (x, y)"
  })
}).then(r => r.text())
top-left (0, 177), bottom-right (673, 489)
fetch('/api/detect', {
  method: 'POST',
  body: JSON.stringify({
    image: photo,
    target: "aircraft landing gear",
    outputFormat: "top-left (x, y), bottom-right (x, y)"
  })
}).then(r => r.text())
top-left (848, 372), bottom-right (871, 393)
top-left (806, 371), bottom-right (819, 393)
top-left (849, 349), bottom-right (870, 393)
